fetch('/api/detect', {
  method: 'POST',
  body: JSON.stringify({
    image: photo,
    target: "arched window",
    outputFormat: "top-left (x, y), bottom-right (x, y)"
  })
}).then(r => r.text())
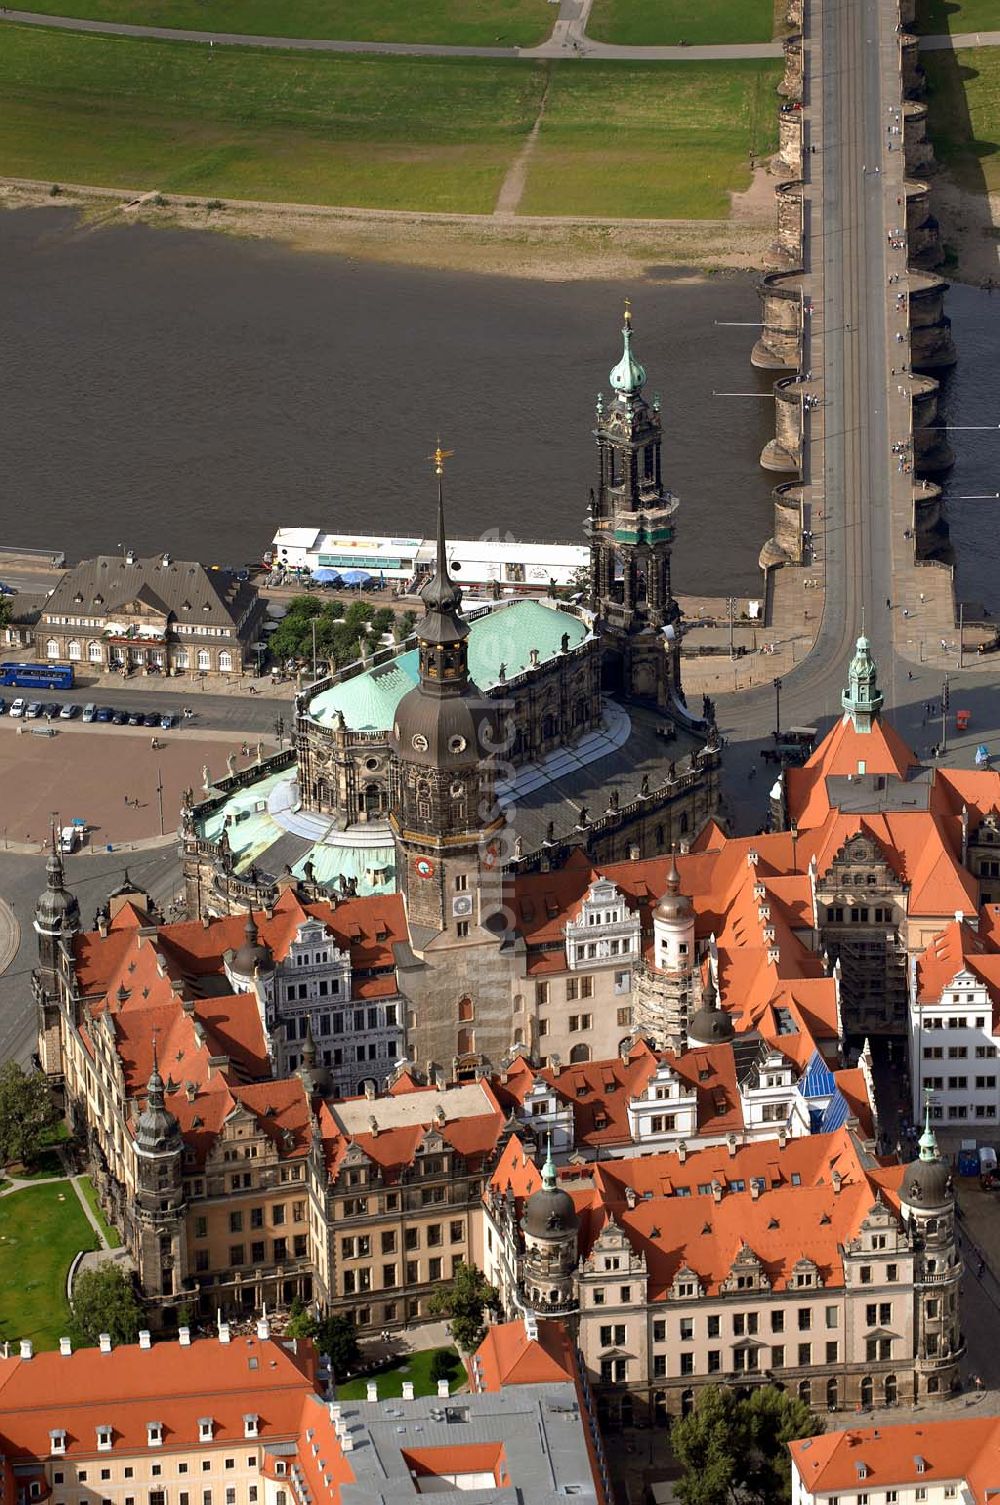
top-left (861, 1375), bottom-right (874, 1408)
top-left (197, 649), bottom-right (211, 671)
top-left (798, 1379), bottom-right (811, 1405)
top-left (219, 650), bottom-right (233, 672)
top-left (542, 714), bottom-right (556, 740)
top-left (457, 996), bottom-right (474, 1022)
top-left (88, 641), bottom-right (103, 662)
top-left (884, 1373), bottom-right (897, 1406)
top-left (457, 1028), bottom-right (474, 1057)
top-left (67, 640), bottom-right (81, 661)
top-left (680, 1389), bottom-right (695, 1418)
top-left (46, 639), bottom-right (59, 659)
top-left (175, 649), bottom-right (189, 669)
top-left (569, 1044), bottom-right (591, 1063)
top-left (513, 1027), bottom-right (524, 1045)
top-left (826, 1377), bottom-right (838, 1411)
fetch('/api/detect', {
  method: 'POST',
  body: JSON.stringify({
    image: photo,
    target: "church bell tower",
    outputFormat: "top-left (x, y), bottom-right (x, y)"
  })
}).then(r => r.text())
top-left (588, 304), bottom-right (682, 709)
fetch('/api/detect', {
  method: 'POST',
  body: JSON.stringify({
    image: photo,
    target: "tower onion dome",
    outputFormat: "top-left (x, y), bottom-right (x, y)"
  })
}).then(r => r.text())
top-left (608, 301), bottom-right (647, 397)
top-left (391, 449), bottom-right (492, 771)
top-left (842, 630), bottom-right (884, 731)
top-left (902, 1096), bottom-right (953, 1208)
top-left (688, 968), bottom-right (735, 1045)
top-left (134, 1049), bottom-right (182, 1155)
top-left (654, 851), bottom-right (692, 922)
top-left (35, 846), bottom-right (81, 933)
top-left (232, 911), bottom-right (274, 977)
top-left (522, 1141), bottom-right (579, 1238)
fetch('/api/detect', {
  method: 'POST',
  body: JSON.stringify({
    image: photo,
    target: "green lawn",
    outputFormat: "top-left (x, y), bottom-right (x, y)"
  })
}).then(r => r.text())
top-left (0, 29), bottom-right (781, 217)
top-left (0, 1182), bottom-right (98, 1350)
top-left (336, 1346), bottom-right (461, 1400)
top-left (0, 28), bottom-right (546, 212)
top-left (915, 0), bottom-right (1000, 34)
top-left (5, 0), bottom-right (554, 45)
top-left (520, 59), bottom-right (782, 218)
top-left (586, 0), bottom-right (775, 46)
top-left (77, 1175), bottom-right (124, 1249)
top-left (923, 47), bottom-right (1000, 192)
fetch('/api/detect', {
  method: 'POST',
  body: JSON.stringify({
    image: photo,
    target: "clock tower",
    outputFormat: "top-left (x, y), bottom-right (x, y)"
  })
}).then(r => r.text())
top-left (389, 447), bottom-right (505, 943)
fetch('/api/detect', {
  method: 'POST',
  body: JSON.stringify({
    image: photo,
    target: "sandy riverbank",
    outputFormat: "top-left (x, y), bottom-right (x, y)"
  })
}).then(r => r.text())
top-left (930, 178), bottom-right (1000, 287)
top-left (0, 177), bottom-right (773, 281)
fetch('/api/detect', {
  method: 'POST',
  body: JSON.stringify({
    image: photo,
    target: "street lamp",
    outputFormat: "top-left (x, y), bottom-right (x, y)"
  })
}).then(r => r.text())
top-left (726, 597), bottom-right (737, 661)
top-left (773, 676), bottom-right (782, 740)
top-left (274, 715), bottom-right (285, 751)
top-left (940, 676), bottom-right (949, 756)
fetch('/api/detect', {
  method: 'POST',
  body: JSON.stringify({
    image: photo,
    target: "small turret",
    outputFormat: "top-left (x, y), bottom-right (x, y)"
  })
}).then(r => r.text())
top-left (842, 631), bottom-right (884, 733)
top-left (687, 967), bottom-right (735, 1047)
top-left (296, 1019), bottom-right (332, 1100)
top-left (519, 1137), bottom-right (579, 1320)
top-left (134, 1044), bottom-right (183, 1156)
top-left (231, 910), bottom-right (274, 979)
top-left (901, 1092), bottom-right (952, 1209)
top-left (608, 300), bottom-right (647, 398)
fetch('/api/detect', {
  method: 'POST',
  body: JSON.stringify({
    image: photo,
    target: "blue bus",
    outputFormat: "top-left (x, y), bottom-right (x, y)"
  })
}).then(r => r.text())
top-left (0, 661), bottom-right (74, 689)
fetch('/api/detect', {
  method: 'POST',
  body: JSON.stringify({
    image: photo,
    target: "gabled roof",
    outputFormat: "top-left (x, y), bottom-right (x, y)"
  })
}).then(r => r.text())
top-left (472, 1319), bottom-right (577, 1391)
top-left (790, 1416), bottom-right (1000, 1497)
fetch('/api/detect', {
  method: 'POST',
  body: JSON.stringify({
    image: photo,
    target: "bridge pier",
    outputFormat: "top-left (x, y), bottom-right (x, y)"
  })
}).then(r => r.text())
top-left (772, 107), bottom-right (803, 177)
top-left (908, 272), bottom-right (957, 369)
top-left (903, 101), bottom-right (935, 178)
top-left (760, 376), bottom-right (805, 473)
top-left (910, 374), bottom-right (955, 473)
top-left (751, 271), bottom-right (805, 369)
top-left (778, 33), bottom-right (802, 99)
top-left (764, 181), bottom-right (804, 270)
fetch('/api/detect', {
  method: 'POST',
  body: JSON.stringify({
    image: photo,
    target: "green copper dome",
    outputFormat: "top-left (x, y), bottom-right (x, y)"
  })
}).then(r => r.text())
top-left (841, 631), bottom-right (884, 732)
top-left (609, 304), bottom-right (646, 396)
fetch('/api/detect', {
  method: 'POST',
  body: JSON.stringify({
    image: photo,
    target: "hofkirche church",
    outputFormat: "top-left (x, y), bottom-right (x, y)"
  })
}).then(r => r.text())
top-left (179, 310), bottom-right (722, 1074)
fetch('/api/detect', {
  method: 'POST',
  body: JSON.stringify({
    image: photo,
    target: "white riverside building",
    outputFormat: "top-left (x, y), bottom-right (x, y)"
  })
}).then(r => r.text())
top-left (270, 527), bottom-right (588, 590)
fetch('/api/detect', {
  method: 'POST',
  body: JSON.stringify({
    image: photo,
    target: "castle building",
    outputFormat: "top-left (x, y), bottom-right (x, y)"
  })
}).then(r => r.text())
top-left (484, 1121), bottom-right (962, 1425)
top-left (0, 1321), bottom-right (611, 1505)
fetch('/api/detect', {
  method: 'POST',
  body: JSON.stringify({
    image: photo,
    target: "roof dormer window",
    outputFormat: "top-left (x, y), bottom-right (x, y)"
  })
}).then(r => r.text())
top-left (199, 1418), bottom-right (214, 1443)
top-left (147, 1422), bottom-right (164, 1447)
top-left (49, 1430), bottom-right (67, 1456)
top-left (243, 1415), bottom-right (259, 1440)
top-left (96, 1424), bottom-right (113, 1452)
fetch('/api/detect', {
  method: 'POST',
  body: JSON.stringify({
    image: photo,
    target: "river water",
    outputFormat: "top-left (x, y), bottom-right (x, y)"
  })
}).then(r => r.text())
top-left (0, 208), bottom-right (997, 605)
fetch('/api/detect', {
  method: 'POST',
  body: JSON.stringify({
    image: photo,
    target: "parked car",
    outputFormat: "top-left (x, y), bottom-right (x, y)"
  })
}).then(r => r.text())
top-left (112, 709), bottom-right (128, 726)
top-left (96, 706), bottom-right (114, 722)
top-left (41, 703), bottom-right (61, 719)
top-left (142, 711), bottom-right (160, 727)
top-left (8, 698), bottom-right (26, 718)
top-left (59, 703), bottom-right (80, 720)
top-left (82, 702), bottom-right (98, 722)
top-left (159, 712), bottom-right (174, 729)
top-left (127, 710), bottom-right (143, 726)
top-left (0, 699), bottom-right (6, 717)
top-left (25, 702), bottom-right (42, 719)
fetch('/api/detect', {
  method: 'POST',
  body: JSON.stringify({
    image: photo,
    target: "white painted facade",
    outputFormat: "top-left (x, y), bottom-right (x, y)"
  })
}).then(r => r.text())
top-left (909, 963), bottom-right (999, 1129)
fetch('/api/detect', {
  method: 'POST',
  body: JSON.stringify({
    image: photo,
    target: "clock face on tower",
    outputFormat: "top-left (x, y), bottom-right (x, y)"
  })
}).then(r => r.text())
top-left (414, 857), bottom-right (435, 879)
top-left (412, 734), bottom-right (429, 752)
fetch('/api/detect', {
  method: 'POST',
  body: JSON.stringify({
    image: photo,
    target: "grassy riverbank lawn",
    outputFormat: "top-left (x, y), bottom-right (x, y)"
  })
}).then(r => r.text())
top-left (1, 0), bottom-right (554, 45)
top-left (0, 1182), bottom-right (98, 1349)
top-left (0, 29), bottom-right (781, 217)
top-left (586, 0), bottom-right (775, 47)
top-left (923, 46), bottom-right (1000, 192)
top-left (916, 0), bottom-right (1000, 34)
top-left (521, 59), bottom-right (781, 218)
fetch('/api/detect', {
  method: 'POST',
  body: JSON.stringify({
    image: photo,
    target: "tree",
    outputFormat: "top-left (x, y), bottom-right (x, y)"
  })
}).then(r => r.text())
top-left (0, 597), bottom-right (11, 633)
top-left (0, 1060), bottom-right (56, 1168)
top-left (739, 1386), bottom-right (822, 1505)
top-left (672, 1386), bottom-right (823, 1505)
top-left (370, 607), bottom-right (396, 640)
top-left (429, 1348), bottom-right (459, 1385)
top-left (70, 1263), bottom-right (143, 1347)
top-left (314, 1312), bottom-right (361, 1378)
top-left (427, 1262), bottom-right (501, 1352)
top-left (672, 1385), bottom-right (741, 1505)
top-left (285, 1295), bottom-right (316, 1340)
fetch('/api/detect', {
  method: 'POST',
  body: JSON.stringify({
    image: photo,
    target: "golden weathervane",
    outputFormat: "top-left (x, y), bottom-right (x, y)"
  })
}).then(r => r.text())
top-left (428, 440), bottom-right (454, 476)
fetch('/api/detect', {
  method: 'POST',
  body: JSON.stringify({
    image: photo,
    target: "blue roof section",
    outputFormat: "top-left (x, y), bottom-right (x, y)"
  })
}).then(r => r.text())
top-left (307, 599), bottom-right (590, 732)
top-left (817, 1089), bottom-right (851, 1134)
top-left (801, 1050), bottom-right (837, 1100)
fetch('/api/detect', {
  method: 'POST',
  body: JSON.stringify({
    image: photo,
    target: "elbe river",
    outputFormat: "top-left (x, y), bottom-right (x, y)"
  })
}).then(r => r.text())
top-left (1, 208), bottom-right (997, 606)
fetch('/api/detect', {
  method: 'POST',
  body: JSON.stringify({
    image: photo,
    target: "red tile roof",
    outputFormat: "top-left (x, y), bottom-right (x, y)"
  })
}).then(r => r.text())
top-left (790, 1417), bottom-right (1000, 1498)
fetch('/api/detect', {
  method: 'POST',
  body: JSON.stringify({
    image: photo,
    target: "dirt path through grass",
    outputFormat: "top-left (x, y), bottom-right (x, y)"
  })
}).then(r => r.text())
top-left (494, 63), bottom-right (552, 214)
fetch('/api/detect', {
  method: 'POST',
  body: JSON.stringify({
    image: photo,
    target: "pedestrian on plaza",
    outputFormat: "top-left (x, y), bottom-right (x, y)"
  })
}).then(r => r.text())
top-left (979, 1256), bottom-right (986, 1277)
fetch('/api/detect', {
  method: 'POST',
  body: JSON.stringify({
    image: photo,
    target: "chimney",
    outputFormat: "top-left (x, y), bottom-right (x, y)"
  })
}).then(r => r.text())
top-left (625, 1186), bottom-right (637, 1210)
top-left (778, 1127), bottom-right (787, 1151)
top-left (218, 1323), bottom-right (231, 1345)
top-left (628, 843), bottom-right (640, 860)
top-left (178, 1326), bottom-right (191, 1346)
top-left (366, 1381), bottom-right (378, 1403)
top-left (19, 1339), bottom-right (33, 1360)
top-left (727, 1134), bottom-right (738, 1158)
top-left (369, 1115), bottom-right (379, 1138)
top-left (677, 1139), bottom-right (687, 1163)
top-left (711, 1180), bottom-right (723, 1204)
top-left (750, 1180), bottom-right (761, 1201)
top-left (257, 1317), bottom-right (270, 1341)
top-left (402, 1381), bottom-right (415, 1402)
top-left (99, 1333), bottom-right (112, 1354)
top-left (524, 1314), bottom-right (539, 1341)
top-left (437, 1379), bottom-right (450, 1398)
top-left (364, 1080), bottom-right (376, 1101)
top-left (59, 1337), bottom-right (72, 1356)
top-left (139, 1330), bottom-right (152, 1350)
top-left (832, 1169), bottom-right (842, 1194)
